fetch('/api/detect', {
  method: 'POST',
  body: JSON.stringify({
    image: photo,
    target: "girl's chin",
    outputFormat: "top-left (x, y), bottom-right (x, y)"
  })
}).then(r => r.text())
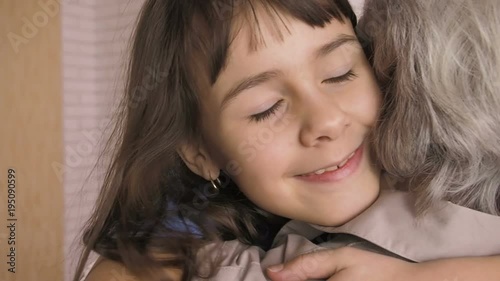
top-left (310, 212), bottom-right (362, 227)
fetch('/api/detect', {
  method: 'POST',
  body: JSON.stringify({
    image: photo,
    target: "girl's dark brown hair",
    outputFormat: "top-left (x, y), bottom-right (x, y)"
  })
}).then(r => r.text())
top-left (72, 1), bottom-right (357, 280)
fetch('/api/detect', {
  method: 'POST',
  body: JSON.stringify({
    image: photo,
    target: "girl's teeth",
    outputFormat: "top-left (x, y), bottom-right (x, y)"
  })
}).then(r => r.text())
top-left (338, 158), bottom-right (349, 168)
top-left (307, 151), bottom-right (356, 176)
top-left (314, 169), bottom-right (326, 175)
top-left (311, 165), bottom-right (338, 176)
top-left (325, 165), bottom-right (339, 172)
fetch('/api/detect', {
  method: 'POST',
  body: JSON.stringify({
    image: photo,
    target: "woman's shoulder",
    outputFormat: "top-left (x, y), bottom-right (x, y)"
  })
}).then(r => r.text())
top-left (84, 257), bottom-right (182, 281)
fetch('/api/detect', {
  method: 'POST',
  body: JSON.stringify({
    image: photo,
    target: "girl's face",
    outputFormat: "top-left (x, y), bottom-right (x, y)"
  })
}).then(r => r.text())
top-left (195, 15), bottom-right (382, 226)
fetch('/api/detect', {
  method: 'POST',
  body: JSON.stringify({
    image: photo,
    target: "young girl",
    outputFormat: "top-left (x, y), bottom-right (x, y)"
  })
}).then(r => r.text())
top-left (74, 0), bottom-right (500, 280)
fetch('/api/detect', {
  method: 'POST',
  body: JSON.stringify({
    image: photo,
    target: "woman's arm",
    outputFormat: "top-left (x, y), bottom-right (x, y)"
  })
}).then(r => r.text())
top-left (416, 255), bottom-right (500, 281)
top-left (266, 247), bottom-right (500, 281)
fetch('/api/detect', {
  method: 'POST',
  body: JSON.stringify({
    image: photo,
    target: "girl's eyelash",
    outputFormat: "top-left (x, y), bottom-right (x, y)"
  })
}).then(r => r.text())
top-left (248, 71), bottom-right (356, 123)
top-left (250, 99), bottom-right (284, 122)
top-left (323, 70), bottom-right (357, 84)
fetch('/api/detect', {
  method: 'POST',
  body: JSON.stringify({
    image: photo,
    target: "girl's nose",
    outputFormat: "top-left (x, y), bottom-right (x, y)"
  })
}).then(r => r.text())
top-left (298, 96), bottom-right (350, 148)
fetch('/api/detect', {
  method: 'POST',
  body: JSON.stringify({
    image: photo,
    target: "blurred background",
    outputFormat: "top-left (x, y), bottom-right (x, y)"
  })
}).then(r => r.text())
top-left (0, 0), bottom-right (365, 280)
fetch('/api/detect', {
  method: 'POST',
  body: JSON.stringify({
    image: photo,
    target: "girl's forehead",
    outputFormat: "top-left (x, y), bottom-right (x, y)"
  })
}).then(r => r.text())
top-left (197, 0), bottom-right (355, 85)
top-left (229, 16), bottom-right (352, 61)
top-left (229, 5), bottom-right (294, 53)
top-left (212, 18), bottom-right (358, 99)
top-left (229, 2), bottom-right (351, 54)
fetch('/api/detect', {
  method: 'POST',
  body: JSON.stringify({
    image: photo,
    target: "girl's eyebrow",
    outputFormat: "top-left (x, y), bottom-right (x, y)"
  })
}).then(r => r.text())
top-left (315, 34), bottom-right (358, 59)
top-left (220, 70), bottom-right (281, 110)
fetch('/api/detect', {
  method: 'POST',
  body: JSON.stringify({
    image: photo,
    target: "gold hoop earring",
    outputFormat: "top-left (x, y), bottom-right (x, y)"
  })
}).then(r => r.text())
top-left (210, 177), bottom-right (222, 190)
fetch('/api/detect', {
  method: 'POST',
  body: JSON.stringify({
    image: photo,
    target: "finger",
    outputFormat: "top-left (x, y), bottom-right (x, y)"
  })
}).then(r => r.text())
top-left (326, 270), bottom-right (353, 281)
top-left (266, 248), bottom-right (353, 281)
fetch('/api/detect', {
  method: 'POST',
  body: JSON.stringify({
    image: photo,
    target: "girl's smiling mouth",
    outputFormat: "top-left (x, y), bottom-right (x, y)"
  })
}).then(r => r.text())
top-left (297, 144), bottom-right (364, 183)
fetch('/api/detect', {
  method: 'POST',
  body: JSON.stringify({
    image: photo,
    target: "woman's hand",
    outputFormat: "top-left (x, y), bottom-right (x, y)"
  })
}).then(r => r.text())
top-left (267, 247), bottom-right (500, 281)
top-left (266, 247), bottom-right (421, 281)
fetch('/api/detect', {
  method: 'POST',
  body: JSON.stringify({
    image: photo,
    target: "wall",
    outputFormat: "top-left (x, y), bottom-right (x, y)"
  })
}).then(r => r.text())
top-left (0, 1), bottom-right (64, 280)
top-left (351, 0), bottom-right (366, 17)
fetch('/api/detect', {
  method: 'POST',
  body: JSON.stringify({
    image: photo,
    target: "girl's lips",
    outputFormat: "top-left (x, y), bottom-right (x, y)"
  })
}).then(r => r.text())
top-left (296, 144), bottom-right (364, 183)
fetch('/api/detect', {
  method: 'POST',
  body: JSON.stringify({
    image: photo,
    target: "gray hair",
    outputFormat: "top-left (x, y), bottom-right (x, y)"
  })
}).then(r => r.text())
top-left (358, 0), bottom-right (500, 215)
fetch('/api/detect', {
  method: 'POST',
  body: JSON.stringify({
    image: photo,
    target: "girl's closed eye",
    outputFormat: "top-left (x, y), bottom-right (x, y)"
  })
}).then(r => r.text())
top-left (322, 69), bottom-right (357, 84)
top-left (248, 70), bottom-right (357, 123)
top-left (249, 99), bottom-right (285, 122)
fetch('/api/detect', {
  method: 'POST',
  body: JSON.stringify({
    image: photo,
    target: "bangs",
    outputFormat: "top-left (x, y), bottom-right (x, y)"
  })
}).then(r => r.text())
top-left (182, 0), bottom-right (357, 86)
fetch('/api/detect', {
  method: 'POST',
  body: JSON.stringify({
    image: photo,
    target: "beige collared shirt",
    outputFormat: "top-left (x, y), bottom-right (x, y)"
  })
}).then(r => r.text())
top-left (194, 190), bottom-right (500, 280)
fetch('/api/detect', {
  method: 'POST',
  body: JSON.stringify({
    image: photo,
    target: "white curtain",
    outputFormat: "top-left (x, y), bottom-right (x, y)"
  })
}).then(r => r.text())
top-left (61, 1), bottom-right (144, 280)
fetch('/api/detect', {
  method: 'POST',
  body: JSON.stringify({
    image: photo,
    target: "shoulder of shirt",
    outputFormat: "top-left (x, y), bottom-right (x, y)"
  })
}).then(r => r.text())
top-left (84, 257), bottom-right (182, 281)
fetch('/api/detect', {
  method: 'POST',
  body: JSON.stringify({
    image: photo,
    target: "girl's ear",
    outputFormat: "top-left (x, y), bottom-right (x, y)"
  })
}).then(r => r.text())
top-left (177, 142), bottom-right (220, 181)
